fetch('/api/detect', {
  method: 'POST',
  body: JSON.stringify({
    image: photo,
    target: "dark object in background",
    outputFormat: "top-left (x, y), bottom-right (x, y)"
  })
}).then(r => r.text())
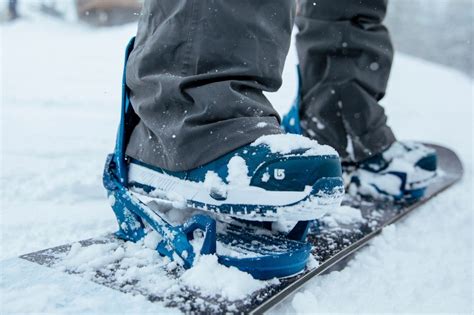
top-left (37, 0), bottom-right (141, 26)
top-left (76, 0), bottom-right (141, 26)
top-left (8, 0), bottom-right (18, 20)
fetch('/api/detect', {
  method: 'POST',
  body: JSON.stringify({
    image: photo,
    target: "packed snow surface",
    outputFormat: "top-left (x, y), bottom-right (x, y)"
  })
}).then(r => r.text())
top-left (1, 16), bottom-right (473, 314)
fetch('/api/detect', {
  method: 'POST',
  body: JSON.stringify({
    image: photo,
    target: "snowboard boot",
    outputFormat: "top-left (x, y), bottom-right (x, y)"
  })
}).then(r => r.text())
top-left (127, 133), bottom-right (345, 222)
top-left (281, 90), bottom-right (437, 201)
top-left (344, 141), bottom-right (437, 200)
top-left (102, 39), bottom-right (346, 279)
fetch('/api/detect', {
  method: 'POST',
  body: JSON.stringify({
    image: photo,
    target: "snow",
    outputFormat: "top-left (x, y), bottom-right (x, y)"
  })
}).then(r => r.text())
top-left (1, 258), bottom-right (168, 314)
top-left (252, 134), bottom-right (337, 156)
top-left (261, 171), bottom-right (271, 183)
top-left (181, 255), bottom-right (268, 301)
top-left (1, 17), bottom-right (472, 314)
top-left (355, 169), bottom-right (403, 197)
top-left (383, 141), bottom-right (435, 164)
top-left (345, 134), bottom-right (355, 161)
top-left (226, 156), bottom-right (250, 186)
top-left (12, 234), bottom-right (274, 306)
top-left (347, 140), bottom-right (439, 198)
top-left (279, 215), bottom-right (472, 313)
top-left (143, 230), bottom-right (162, 249)
top-left (204, 170), bottom-right (227, 196)
top-left (58, 242), bottom-right (128, 274)
top-left (320, 206), bottom-right (365, 228)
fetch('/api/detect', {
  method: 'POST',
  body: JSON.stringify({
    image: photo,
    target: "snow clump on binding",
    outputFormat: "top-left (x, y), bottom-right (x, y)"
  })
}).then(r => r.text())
top-left (346, 141), bottom-right (437, 200)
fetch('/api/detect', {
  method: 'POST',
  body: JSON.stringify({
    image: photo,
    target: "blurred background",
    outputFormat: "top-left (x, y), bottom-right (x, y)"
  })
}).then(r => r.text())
top-left (1, 0), bottom-right (472, 76)
top-left (386, 0), bottom-right (472, 78)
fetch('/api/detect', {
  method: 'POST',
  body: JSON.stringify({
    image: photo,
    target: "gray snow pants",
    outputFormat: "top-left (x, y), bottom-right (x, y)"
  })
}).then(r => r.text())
top-left (125, 0), bottom-right (395, 172)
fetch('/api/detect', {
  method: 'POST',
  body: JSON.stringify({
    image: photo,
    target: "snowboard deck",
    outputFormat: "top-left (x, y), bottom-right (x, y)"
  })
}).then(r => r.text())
top-left (19, 144), bottom-right (463, 314)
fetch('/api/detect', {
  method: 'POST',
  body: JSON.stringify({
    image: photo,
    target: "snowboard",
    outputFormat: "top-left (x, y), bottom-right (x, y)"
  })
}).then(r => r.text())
top-left (19, 144), bottom-right (463, 314)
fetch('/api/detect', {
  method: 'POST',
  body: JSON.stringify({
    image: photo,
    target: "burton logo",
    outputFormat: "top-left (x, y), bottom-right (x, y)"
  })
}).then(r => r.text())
top-left (274, 169), bottom-right (286, 180)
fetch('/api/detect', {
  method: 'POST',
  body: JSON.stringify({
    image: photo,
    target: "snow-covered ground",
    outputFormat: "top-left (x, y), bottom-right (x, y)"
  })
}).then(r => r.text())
top-left (1, 17), bottom-right (473, 314)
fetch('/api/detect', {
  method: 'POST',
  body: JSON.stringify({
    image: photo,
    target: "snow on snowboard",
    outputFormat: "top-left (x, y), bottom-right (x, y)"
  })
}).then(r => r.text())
top-left (18, 144), bottom-right (462, 314)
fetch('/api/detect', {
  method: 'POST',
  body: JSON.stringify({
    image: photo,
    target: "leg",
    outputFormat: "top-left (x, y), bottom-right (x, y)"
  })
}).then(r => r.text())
top-left (126, 0), bottom-right (296, 171)
top-left (295, 0), bottom-right (396, 162)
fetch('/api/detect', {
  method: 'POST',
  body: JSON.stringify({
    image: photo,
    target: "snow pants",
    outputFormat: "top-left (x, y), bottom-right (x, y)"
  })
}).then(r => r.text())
top-left (125, 0), bottom-right (395, 172)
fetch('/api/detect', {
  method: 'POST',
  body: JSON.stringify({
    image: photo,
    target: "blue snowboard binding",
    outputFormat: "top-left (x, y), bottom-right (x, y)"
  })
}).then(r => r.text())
top-left (281, 68), bottom-right (437, 201)
top-left (103, 38), bottom-right (345, 280)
